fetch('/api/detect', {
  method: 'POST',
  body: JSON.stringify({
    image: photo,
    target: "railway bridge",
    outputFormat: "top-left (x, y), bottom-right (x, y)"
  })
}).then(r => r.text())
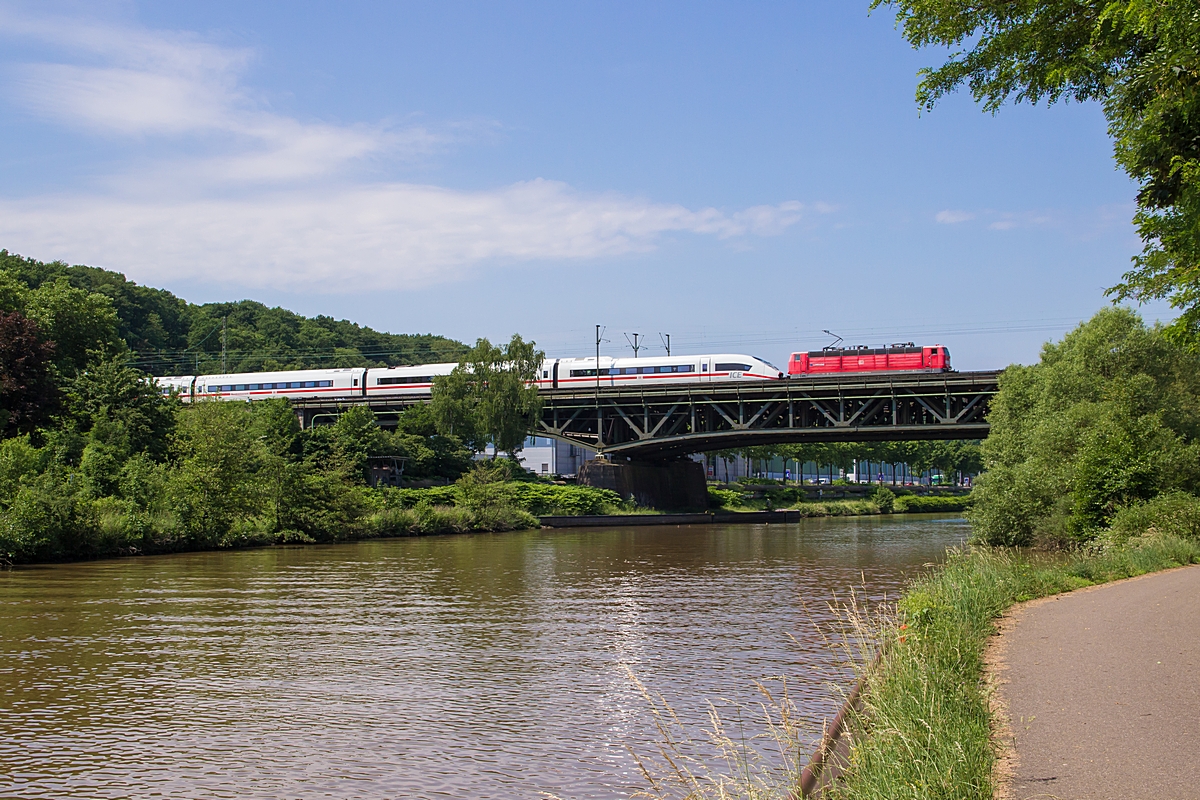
top-left (291, 370), bottom-right (999, 507)
top-left (293, 370), bottom-right (999, 456)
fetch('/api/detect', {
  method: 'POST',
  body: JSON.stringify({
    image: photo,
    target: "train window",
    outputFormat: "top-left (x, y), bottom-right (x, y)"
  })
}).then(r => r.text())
top-left (304, 381), bottom-right (315, 388)
top-left (248, 384), bottom-right (259, 390)
top-left (320, 380), bottom-right (332, 387)
top-left (235, 384), bottom-right (246, 391)
top-left (378, 376), bottom-right (434, 385)
top-left (715, 363), bottom-right (751, 372)
top-left (542, 370), bottom-right (548, 378)
top-left (702, 364), bottom-right (708, 371)
top-left (222, 385), bottom-right (233, 392)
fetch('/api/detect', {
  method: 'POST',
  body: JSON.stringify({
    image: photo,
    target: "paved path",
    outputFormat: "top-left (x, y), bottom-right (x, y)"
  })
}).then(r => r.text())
top-left (992, 565), bottom-right (1200, 800)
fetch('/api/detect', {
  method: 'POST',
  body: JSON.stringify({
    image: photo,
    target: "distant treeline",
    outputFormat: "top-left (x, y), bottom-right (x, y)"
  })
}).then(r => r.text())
top-left (0, 250), bottom-right (469, 375)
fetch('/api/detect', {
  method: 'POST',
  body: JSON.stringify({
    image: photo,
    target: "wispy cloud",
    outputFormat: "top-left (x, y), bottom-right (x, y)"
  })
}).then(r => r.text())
top-left (0, 181), bottom-right (821, 291)
top-left (935, 208), bottom-right (1060, 231)
top-left (935, 209), bottom-right (974, 224)
top-left (0, 10), bottom-right (825, 290)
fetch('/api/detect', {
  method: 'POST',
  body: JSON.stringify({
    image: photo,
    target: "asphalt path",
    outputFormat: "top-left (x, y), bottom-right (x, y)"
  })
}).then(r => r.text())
top-left (992, 565), bottom-right (1200, 799)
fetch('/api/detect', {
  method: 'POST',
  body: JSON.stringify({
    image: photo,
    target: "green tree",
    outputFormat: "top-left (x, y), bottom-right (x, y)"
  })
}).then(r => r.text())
top-left (875, 1), bottom-right (1200, 342)
top-left (167, 401), bottom-right (272, 545)
top-left (431, 334), bottom-right (544, 457)
top-left (970, 307), bottom-right (1200, 546)
top-left (25, 278), bottom-right (125, 377)
top-left (68, 358), bottom-right (176, 461)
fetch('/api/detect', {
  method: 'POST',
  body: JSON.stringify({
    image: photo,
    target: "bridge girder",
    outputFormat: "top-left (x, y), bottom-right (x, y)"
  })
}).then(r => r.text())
top-left (536, 371), bottom-right (999, 458)
top-left (286, 371), bottom-right (1000, 457)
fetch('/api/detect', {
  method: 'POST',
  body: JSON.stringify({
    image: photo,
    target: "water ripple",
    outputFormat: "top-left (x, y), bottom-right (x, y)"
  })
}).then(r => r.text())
top-left (0, 516), bottom-right (967, 799)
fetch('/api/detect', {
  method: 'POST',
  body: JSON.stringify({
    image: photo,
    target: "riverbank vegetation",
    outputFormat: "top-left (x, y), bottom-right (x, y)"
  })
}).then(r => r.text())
top-left (706, 485), bottom-right (972, 516)
top-left (970, 308), bottom-right (1200, 548)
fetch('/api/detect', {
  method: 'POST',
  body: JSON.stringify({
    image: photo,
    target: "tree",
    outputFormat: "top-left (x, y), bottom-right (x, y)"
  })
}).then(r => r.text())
top-left (431, 334), bottom-right (544, 457)
top-left (68, 358), bottom-right (176, 460)
top-left (24, 277), bottom-right (125, 377)
top-left (875, 2), bottom-right (1200, 342)
top-left (0, 311), bottom-right (59, 437)
top-left (969, 307), bottom-right (1200, 546)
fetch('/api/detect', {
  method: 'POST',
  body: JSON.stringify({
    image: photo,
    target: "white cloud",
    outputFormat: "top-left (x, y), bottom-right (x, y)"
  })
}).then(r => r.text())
top-left (0, 10), bottom-right (823, 291)
top-left (0, 180), bottom-right (821, 291)
top-left (935, 209), bottom-right (974, 224)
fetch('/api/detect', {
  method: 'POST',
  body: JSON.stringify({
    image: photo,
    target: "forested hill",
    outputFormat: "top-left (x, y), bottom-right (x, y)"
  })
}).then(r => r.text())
top-left (0, 250), bottom-right (468, 375)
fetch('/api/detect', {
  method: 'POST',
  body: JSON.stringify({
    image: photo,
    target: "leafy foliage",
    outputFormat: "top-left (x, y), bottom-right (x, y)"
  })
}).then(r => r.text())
top-left (873, 1), bottom-right (1200, 343)
top-left (0, 250), bottom-right (468, 374)
top-left (0, 311), bottom-right (60, 436)
top-left (432, 334), bottom-right (544, 456)
top-left (969, 308), bottom-right (1200, 546)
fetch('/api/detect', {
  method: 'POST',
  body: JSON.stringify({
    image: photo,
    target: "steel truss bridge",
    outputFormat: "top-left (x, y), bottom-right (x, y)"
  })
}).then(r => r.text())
top-left (292, 371), bottom-right (1000, 459)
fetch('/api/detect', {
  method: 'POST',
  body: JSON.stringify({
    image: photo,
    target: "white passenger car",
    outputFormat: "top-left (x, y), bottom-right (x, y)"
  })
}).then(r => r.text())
top-left (536, 354), bottom-right (783, 389)
top-left (191, 368), bottom-right (367, 402)
top-left (365, 363), bottom-right (458, 397)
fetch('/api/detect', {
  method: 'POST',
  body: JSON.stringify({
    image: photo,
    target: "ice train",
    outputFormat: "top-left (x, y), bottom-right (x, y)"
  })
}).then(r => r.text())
top-left (155, 344), bottom-right (952, 402)
top-left (155, 354), bottom-right (784, 402)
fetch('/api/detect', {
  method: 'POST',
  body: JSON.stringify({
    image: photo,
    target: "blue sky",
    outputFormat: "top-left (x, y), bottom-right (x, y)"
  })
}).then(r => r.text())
top-left (0, 1), bottom-right (1170, 370)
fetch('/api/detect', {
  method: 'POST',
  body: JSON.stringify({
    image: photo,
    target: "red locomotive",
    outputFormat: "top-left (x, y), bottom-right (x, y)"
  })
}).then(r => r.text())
top-left (787, 343), bottom-right (951, 376)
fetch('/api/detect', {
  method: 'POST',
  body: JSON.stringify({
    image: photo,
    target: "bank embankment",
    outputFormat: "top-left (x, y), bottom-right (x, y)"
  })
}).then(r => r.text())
top-left (822, 536), bottom-right (1200, 800)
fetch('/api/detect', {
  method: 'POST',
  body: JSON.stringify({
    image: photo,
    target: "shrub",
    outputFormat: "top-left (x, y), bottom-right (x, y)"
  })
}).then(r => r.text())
top-left (708, 487), bottom-right (744, 508)
top-left (0, 470), bottom-right (97, 562)
top-left (1108, 491), bottom-right (1200, 542)
top-left (969, 308), bottom-right (1200, 546)
top-left (0, 435), bottom-right (45, 507)
top-left (871, 485), bottom-right (896, 514)
top-left (894, 493), bottom-right (970, 513)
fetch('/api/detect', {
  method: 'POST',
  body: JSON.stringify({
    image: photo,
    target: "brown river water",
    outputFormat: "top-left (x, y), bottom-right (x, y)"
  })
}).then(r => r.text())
top-left (0, 515), bottom-right (968, 799)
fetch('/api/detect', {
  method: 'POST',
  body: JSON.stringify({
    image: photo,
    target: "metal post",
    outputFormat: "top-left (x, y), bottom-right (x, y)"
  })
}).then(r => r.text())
top-left (625, 332), bottom-right (642, 357)
top-left (595, 325), bottom-right (603, 449)
top-left (659, 332), bottom-right (670, 356)
top-left (221, 316), bottom-right (227, 374)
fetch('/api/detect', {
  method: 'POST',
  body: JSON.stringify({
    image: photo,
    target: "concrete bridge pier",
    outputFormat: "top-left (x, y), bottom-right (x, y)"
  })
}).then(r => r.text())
top-left (578, 458), bottom-right (708, 511)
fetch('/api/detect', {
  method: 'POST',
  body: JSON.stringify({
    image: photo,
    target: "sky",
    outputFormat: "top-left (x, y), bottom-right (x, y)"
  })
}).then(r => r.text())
top-left (0, 1), bottom-right (1173, 370)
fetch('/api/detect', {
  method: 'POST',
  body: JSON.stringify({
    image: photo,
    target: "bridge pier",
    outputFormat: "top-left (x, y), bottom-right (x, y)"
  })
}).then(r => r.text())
top-left (579, 458), bottom-right (707, 511)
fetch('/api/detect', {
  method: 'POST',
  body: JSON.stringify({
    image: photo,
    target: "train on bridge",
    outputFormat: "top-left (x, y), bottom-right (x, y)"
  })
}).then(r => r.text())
top-left (155, 344), bottom-right (951, 402)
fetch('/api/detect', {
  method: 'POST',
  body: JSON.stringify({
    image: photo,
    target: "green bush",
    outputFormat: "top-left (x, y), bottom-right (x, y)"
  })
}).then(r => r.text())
top-left (708, 487), bottom-right (744, 508)
top-left (0, 435), bottom-right (44, 507)
top-left (871, 485), bottom-right (896, 514)
top-left (894, 493), bottom-right (971, 513)
top-left (1108, 491), bottom-right (1200, 543)
top-left (504, 483), bottom-right (620, 515)
top-left (0, 470), bottom-right (96, 562)
top-left (969, 308), bottom-right (1200, 546)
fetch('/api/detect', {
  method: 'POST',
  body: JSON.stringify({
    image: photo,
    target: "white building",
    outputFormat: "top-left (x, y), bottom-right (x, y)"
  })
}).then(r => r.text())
top-left (479, 436), bottom-right (597, 477)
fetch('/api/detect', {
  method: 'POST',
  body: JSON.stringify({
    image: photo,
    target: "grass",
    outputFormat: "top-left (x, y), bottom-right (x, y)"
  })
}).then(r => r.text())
top-left (828, 534), bottom-right (1200, 800)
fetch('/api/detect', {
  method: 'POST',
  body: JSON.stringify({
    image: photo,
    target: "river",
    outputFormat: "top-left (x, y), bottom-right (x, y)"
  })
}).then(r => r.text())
top-left (0, 514), bottom-right (968, 799)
